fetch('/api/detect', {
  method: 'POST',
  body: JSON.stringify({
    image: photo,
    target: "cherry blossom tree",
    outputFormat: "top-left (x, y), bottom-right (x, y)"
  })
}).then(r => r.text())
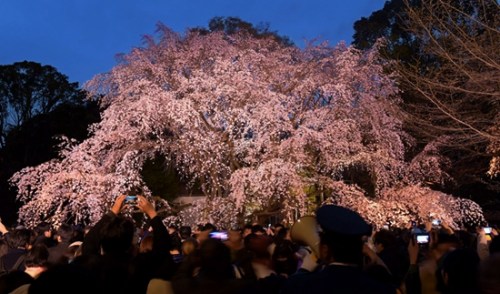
top-left (10, 24), bottom-right (484, 228)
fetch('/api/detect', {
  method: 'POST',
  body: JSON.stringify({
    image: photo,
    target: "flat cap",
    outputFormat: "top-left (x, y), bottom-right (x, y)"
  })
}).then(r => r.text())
top-left (316, 205), bottom-right (371, 236)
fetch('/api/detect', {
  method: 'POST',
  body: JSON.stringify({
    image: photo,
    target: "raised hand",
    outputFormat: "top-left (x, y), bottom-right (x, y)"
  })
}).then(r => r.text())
top-left (136, 195), bottom-right (157, 219)
top-left (111, 195), bottom-right (126, 215)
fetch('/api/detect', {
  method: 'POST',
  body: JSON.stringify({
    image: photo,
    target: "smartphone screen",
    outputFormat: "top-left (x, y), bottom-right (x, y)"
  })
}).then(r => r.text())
top-left (484, 227), bottom-right (492, 234)
top-left (125, 195), bottom-right (138, 204)
top-left (209, 231), bottom-right (228, 241)
top-left (416, 234), bottom-right (429, 244)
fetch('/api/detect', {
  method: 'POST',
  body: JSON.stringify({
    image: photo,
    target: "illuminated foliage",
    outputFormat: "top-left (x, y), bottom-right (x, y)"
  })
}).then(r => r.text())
top-left (11, 25), bottom-right (484, 228)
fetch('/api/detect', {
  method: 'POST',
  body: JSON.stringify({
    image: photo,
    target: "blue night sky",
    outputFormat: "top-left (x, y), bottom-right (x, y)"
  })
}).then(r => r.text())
top-left (0, 0), bottom-right (386, 86)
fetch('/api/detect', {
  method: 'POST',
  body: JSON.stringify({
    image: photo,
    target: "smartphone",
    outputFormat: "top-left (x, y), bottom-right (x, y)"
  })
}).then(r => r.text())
top-left (209, 231), bottom-right (228, 241)
top-left (125, 195), bottom-right (138, 205)
top-left (432, 219), bottom-right (442, 229)
top-left (416, 234), bottom-right (430, 244)
top-left (382, 224), bottom-right (390, 230)
top-left (484, 227), bottom-right (492, 234)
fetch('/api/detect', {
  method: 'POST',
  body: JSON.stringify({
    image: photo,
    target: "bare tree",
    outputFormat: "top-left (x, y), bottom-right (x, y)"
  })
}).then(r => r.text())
top-left (398, 0), bottom-right (500, 176)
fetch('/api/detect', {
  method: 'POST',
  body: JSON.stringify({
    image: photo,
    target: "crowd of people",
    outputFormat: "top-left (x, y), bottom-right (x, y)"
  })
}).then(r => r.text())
top-left (0, 195), bottom-right (499, 294)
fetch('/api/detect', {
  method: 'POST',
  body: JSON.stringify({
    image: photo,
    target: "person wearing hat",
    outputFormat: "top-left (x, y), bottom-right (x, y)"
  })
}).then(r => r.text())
top-left (282, 205), bottom-right (397, 294)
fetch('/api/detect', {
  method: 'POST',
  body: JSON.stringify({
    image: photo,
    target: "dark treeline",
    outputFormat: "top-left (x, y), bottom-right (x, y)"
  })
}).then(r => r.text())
top-left (0, 61), bottom-right (101, 223)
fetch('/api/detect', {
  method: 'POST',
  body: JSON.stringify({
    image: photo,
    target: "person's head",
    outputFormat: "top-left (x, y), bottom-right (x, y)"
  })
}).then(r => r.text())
top-left (437, 248), bottom-right (480, 294)
top-left (199, 238), bottom-right (233, 280)
top-left (242, 224), bottom-right (253, 238)
top-left (170, 232), bottom-right (182, 252)
top-left (100, 216), bottom-right (135, 254)
top-left (182, 238), bottom-right (198, 256)
top-left (202, 223), bottom-right (217, 233)
top-left (373, 229), bottom-right (397, 253)
top-left (168, 224), bottom-right (178, 235)
top-left (454, 230), bottom-right (475, 249)
top-left (434, 232), bottom-right (460, 256)
top-left (7, 228), bottom-right (33, 250)
top-left (25, 244), bottom-right (49, 268)
top-left (71, 225), bottom-right (85, 243)
top-left (274, 227), bottom-right (289, 243)
top-left (272, 239), bottom-right (298, 276)
top-left (194, 224), bottom-right (204, 234)
top-left (244, 233), bottom-right (271, 260)
top-left (274, 223), bottom-right (285, 234)
top-left (35, 222), bottom-right (52, 238)
top-left (320, 231), bottom-right (364, 265)
top-left (251, 224), bottom-right (266, 235)
top-left (227, 227), bottom-right (242, 243)
top-left (179, 226), bottom-right (192, 240)
top-left (316, 205), bottom-right (371, 266)
top-left (56, 224), bottom-right (74, 243)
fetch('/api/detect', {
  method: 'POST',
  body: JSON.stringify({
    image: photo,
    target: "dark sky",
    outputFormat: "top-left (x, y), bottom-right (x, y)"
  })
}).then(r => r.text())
top-left (0, 0), bottom-right (386, 86)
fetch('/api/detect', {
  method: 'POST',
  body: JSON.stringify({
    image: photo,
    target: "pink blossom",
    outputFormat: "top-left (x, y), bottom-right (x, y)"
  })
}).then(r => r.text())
top-left (10, 25), bottom-right (484, 228)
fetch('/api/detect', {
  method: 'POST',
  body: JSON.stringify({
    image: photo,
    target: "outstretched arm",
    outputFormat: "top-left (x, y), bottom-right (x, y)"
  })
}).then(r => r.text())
top-left (82, 195), bottom-right (126, 255)
top-left (136, 196), bottom-right (170, 252)
top-left (404, 235), bottom-right (421, 294)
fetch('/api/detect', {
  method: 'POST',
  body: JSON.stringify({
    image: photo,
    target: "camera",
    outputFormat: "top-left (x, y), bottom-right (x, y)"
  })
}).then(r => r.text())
top-left (416, 234), bottom-right (430, 244)
top-left (125, 195), bottom-right (138, 205)
top-left (209, 231), bottom-right (228, 241)
top-left (484, 227), bottom-right (492, 234)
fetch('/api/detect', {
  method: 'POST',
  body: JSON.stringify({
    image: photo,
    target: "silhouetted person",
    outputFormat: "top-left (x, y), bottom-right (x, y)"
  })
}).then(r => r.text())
top-left (437, 248), bottom-right (480, 294)
top-left (1, 229), bottom-right (32, 272)
top-left (0, 244), bottom-right (49, 294)
top-left (172, 238), bottom-right (250, 294)
top-left (283, 205), bottom-right (396, 294)
top-left (77, 195), bottom-right (173, 294)
top-left (47, 224), bottom-right (74, 265)
top-left (33, 222), bottom-right (56, 248)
